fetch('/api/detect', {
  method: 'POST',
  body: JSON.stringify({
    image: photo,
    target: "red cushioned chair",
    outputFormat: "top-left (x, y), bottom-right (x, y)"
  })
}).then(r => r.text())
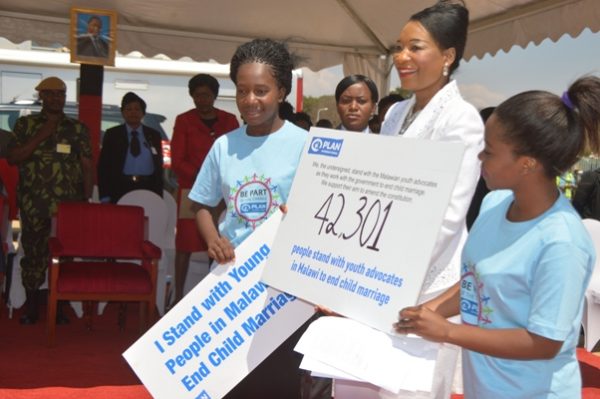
top-left (0, 159), bottom-right (19, 318)
top-left (47, 202), bottom-right (161, 346)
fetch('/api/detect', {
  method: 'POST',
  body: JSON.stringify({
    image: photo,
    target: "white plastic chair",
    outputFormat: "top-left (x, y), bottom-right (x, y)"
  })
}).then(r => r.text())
top-left (91, 184), bottom-right (99, 203)
top-left (163, 190), bottom-right (177, 250)
top-left (8, 234), bottom-right (52, 317)
top-left (187, 251), bottom-right (211, 294)
top-left (8, 237), bottom-right (25, 312)
top-left (185, 195), bottom-right (220, 294)
top-left (162, 190), bottom-right (177, 310)
top-left (582, 218), bottom-right (600, 351)
top-left (118, 190), bottom-right (169, 314)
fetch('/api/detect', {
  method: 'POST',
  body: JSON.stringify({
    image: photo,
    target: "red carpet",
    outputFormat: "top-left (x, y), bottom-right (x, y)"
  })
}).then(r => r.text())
top-left (2, 302), bottom-right (600, 399)
top-left (579, 348), bottom-right (600, 389)
top-left (0, 386), bottom-right (150, 399)
top-left (0, 302), bottom-right (151, 399)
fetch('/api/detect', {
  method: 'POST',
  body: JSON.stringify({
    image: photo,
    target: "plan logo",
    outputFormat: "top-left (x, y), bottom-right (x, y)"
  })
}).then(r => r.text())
top-left (195, 390), bottom-right (211, 399)
top-left (240, 202), bottom-right (268, 214)
top-left (308, 137), bottom-right (343, 157)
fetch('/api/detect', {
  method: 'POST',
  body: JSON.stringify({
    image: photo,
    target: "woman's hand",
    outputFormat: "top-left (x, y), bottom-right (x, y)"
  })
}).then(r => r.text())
top-left (393, 305), bottom-right (452, 343)
top-left (315, 304), bottom-right (341, 316)
top-left (207, 236), bottom-right (235, 264)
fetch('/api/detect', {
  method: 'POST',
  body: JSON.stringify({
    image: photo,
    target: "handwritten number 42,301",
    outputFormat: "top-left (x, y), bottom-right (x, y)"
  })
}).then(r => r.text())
top-left (314, 192), bottom-right (392, 252)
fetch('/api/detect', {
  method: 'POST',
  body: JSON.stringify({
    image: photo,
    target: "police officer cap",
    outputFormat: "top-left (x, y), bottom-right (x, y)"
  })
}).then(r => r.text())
top-left (35, 77), bottom-right (67, 91)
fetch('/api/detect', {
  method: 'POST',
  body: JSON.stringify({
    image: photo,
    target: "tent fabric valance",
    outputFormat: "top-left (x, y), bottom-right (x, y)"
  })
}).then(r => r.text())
top-left (0, 0), bottom-right (599, 95)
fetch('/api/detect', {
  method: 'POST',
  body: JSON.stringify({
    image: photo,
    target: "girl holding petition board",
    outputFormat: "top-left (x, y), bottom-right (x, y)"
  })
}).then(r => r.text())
top-left (396, 76), bottom-right (600, 398)
top-left (189, 38), bottom-right (308, 399)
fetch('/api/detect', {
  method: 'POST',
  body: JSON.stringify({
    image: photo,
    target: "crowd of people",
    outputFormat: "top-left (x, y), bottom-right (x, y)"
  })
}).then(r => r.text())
top-left (4, 0), bottom-right (600, 398)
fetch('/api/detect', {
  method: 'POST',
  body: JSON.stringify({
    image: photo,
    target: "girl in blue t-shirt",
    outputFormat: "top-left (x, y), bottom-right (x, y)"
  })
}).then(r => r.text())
top-left (191, 39), bottom-right (307, 264)
top-left (189, 38), bottom-right (308, 399)
top-left (395, 76), bottom-right (600, 398)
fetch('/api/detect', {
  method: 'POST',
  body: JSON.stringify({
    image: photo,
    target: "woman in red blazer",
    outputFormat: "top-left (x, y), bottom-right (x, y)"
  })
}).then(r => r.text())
top-left (170, 74), bottom-right (239, 303)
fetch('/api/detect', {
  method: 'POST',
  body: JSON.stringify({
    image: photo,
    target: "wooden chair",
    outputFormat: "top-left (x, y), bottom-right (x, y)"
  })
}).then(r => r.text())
top-left (47, 202), bottom-right (161, 346)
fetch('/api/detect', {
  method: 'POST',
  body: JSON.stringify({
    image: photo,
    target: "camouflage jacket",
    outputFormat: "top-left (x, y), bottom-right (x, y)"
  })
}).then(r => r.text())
top-left (9, 112), bottom-right (92, 218)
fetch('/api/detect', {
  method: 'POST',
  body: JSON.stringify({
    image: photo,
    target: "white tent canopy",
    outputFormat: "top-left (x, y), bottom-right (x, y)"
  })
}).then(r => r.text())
top-left (1, 0), bottom-right (599, 94)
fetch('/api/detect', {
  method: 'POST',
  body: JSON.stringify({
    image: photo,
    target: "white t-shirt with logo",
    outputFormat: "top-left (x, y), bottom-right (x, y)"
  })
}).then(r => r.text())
top-left (190, 121), bottom-right (307, 247)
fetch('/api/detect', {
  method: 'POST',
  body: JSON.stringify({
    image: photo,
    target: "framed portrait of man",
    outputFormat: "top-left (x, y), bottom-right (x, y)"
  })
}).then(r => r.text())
top-left (70, 7), bottom-right (117, 66)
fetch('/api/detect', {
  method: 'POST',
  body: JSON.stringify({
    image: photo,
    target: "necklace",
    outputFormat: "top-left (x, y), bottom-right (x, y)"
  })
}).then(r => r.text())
top-left (398, 105), bottom-right (421, 135)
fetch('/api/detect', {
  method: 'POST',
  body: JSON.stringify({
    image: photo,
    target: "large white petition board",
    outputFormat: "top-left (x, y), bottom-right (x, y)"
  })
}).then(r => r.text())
top-left (124, 212), bottom-right (315, 399)
top-left (262, 128), bottom-right (464, 333)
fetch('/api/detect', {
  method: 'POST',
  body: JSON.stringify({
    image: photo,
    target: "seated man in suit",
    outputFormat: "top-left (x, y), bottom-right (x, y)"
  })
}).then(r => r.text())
top-left (98, 92), bottom-right (163, 203)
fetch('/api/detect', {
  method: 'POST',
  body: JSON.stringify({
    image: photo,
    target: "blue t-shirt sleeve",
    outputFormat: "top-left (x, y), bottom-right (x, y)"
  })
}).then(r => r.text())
top-left (528, 241), bottom-right (592, 340)
top-left (189, 141), bottom-right (222, 207)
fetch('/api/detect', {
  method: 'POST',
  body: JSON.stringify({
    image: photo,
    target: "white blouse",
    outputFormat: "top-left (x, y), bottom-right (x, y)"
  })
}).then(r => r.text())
top-left (381, 81), bottom-right (484, 298)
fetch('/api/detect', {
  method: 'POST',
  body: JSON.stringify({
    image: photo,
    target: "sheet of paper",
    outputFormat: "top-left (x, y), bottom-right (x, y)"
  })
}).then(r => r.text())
top-left (123, 211), bottom-right (315, 399)
top-left (261, 128), bottom-right (465, 333)
top-left (300, 355), bottom-right (362, 380)
top-left (295, 316), bottom-right (439, 393)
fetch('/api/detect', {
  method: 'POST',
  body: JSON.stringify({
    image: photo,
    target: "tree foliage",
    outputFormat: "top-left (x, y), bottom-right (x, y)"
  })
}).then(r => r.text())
top-left (301, 95), bottom-right (339, 127)
top-left (389, 87), bottom-right (412, 99)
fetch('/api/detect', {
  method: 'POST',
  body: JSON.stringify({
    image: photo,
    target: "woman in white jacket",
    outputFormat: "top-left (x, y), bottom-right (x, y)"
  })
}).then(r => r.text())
top-left (381, 0), bottom-right (483, 304)
top-left (377, 1), bottom-right (483, 398)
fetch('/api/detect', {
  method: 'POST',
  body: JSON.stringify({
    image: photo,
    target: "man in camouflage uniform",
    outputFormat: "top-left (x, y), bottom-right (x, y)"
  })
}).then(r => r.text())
top-left (8, 77), bottom-right (93, 325)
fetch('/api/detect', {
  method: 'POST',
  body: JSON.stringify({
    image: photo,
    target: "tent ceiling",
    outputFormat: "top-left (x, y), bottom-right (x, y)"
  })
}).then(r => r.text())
top-left (0, 0), bottom-right (599, 72)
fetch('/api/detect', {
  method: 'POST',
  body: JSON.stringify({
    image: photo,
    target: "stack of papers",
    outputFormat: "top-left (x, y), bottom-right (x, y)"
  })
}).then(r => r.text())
top-left (295, 316), bottom-right (440, 394)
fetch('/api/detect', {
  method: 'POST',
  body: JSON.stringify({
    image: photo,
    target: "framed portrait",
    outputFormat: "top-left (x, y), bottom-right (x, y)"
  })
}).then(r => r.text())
top-left (70, 7), bottom-right (117, 66)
